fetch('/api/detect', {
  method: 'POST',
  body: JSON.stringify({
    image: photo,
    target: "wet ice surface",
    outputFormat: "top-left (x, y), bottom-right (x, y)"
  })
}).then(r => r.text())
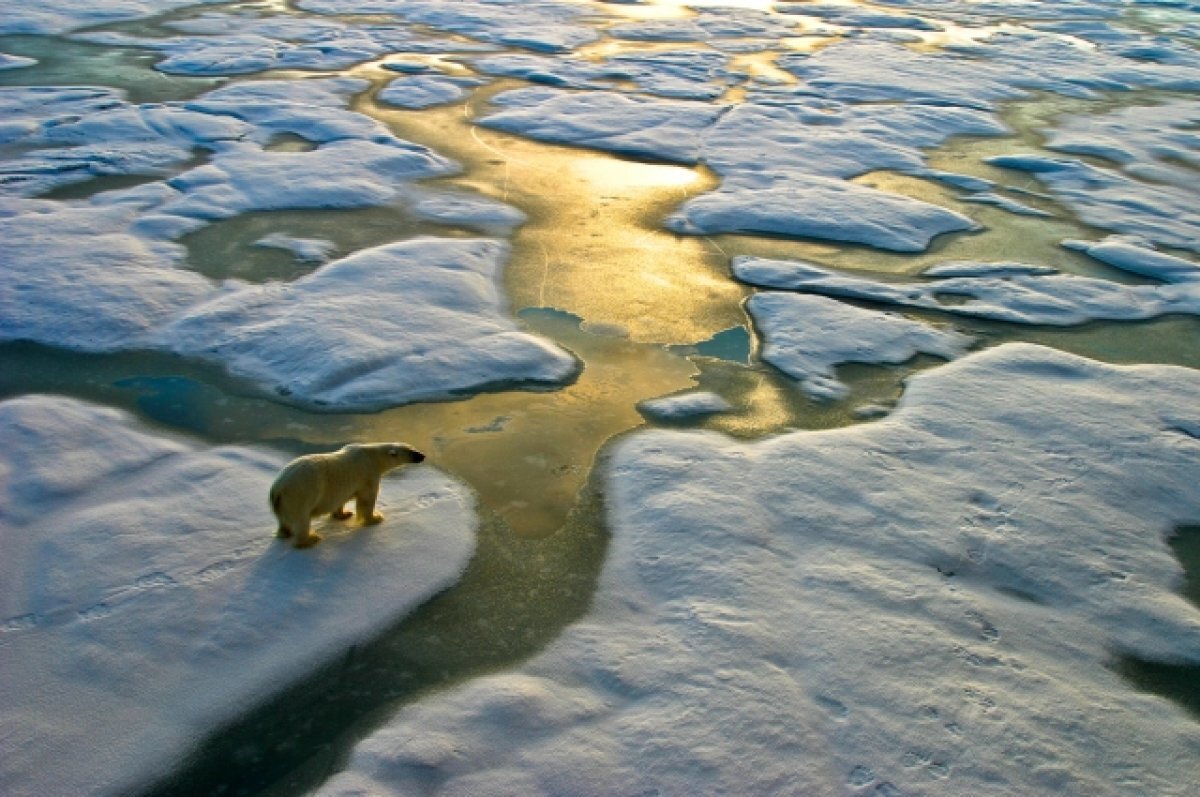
top-left (317, 345), bottom-right (1200, 797)
top-left (2, 0), bottom-right (1200, 795)
top-left (0, 395), bottom-right (477, 797)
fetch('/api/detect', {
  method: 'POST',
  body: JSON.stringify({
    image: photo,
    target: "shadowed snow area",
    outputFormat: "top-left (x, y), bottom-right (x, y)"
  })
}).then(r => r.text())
top-left (317, 344), bottom-right (1200, 797)
top-left (0, 395), bottom-right (477, 797)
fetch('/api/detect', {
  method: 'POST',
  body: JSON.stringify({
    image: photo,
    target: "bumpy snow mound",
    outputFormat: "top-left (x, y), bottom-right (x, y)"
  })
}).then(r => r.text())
top-left (315, 344), bottom-right (1200, 797)
top-left (0, 395), bottom-right (478, 797)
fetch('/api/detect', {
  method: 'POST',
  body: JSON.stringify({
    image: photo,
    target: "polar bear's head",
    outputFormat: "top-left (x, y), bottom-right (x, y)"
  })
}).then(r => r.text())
top-left (350, 442), bottom-right (426, 470)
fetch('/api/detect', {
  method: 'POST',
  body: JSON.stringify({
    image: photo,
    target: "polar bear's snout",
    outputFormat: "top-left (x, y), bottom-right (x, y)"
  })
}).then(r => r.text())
top-left (385, 444), bottom-right (426, 464)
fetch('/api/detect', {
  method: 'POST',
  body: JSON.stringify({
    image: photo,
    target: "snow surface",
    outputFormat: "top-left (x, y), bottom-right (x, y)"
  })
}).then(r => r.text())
top-left (665, 173), bottom-right (976, 252)
top-left (0, 80), bottom-right (568, 409)
top-left (0, 0), bottom-right (224, 35)
top-left (157, 237), bottom-right (580, 408)
top-left (747, 292), bottom-right (975, 400)
top-left (298, 0), bottom-right (601, 53)
top-left (377, 75), bottom-right (477, 109)
top-left (316, 344), bottom-right (1200, 796)
top-left (732, 242), bottom-right (1200, 327)
top-left (76, 16), bottom-right (492, 77)
top-left (637, 391), bottom-right (733, 421)
top-left (0, 395), bottom-right (478, 797)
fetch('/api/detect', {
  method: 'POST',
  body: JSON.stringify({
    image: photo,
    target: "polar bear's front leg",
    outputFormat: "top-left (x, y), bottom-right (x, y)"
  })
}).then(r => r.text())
top-left (355, 480), bottom-right (384, 525)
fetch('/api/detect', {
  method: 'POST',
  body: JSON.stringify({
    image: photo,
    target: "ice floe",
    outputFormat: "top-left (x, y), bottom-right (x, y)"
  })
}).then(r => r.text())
top-left (377, 74), bottom-right (478, 109)
top-left (1044, 98), bottom-right (1200, 181)
top-left (75, 14), bottom-right (493, 76)
top-left (0, 0), bottom-right (224, 35)
top-left (298, 0), bottom-right (600, 53)
top-left (637, 391), bottom-right (733, 421)
top-left (747, 292), bottom-right (974, 400)
top-left (0, 394), bottom-right (478, 797)
top-left (473, 49), bottom-right (738, 101)
top-left (0, 80), bottom-right (565, 409)
top-left (732, 241), bottom-right (1200, 327)
top-left (253, 232), bottom-right (337, 263)
top-left (0, 53), bottom-right (35, 70)
top-left (777, 4), bottom-right (944, 32)
top-left (481, 88), bottom-right (723, 163)
top-left (315, 343), bottom-right (1200, 796)
top-left (480, 90), bottom-right (999, 250)
top-left (157, 238), bottom-right (580, 408)
top-left (666, 173), bottom-right (976, 252)
top-left (986, 153), bottom-right (1200, 254)
top-left (777, 34), bottom-right (1200, 109)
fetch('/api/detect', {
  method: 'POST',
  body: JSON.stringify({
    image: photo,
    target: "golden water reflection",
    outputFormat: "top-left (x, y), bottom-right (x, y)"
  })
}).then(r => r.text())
top-left (351, 308), bottom-right (697, 537)
top-left (358, 75), bottom-right (749, 344)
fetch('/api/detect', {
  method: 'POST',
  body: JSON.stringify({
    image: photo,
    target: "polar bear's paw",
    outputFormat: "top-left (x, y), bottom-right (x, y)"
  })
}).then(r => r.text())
top-left (293, 531), bottom-right (323, 549)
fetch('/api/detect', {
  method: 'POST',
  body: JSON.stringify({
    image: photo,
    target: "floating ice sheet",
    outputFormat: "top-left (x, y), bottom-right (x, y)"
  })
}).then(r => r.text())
top-left (747, 292), bottom-right (974, 400)
top-left (0, 81), bottom-right (564, 410)
top-left (480, 89), bottom-right (998, 250)
top-left (315, 344), bottom-right (1200, 796)
top-left (157, 237), bottom-right (580, 409)
top-left (0, 0), bottom-right (225, 35)
top-left (667, 173), bottom-right (976, 252)
top-left (298, 0), bottom-right (600, 53)
top-left (732, 242), bottom-right (1200, 327)
top-left (638, 391), bottom-right (733, 421)
top-left (0, 395), bottom-right (478, 797)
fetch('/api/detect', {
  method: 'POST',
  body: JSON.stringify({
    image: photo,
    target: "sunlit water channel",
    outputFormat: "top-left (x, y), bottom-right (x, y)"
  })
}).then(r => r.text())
top-left (2, 1), bottom-right (1199, 794)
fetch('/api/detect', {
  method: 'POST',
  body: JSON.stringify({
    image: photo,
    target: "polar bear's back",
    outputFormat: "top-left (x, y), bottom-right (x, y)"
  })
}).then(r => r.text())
top-left (270, 448), bottom-right (370, 516)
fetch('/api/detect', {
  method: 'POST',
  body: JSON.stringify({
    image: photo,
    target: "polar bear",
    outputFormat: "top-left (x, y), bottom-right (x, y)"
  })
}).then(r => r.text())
top-left (269, 443), bottom-right (426, 548)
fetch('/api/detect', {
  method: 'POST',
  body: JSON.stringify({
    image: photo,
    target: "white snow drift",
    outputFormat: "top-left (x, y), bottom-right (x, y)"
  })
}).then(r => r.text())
top-left (0, 395), bottom-right (478, 797)
top-left (316, 344), bottom-right (1200, 797)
